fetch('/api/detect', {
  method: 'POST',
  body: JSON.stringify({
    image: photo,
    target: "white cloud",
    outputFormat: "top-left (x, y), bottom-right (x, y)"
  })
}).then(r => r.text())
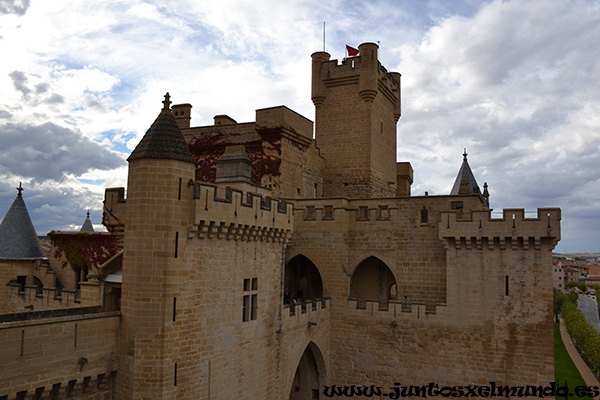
top-left (0, 0), bottom-right (598, 252)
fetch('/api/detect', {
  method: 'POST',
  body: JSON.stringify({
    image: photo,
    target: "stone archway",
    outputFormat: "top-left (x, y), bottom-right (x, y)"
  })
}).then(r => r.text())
top-left (349, 256), bottom-right (396, 309)
top-left (289, 343), bottom-right (326, 400)
top-left (285, 255), bottom-right (323, 303)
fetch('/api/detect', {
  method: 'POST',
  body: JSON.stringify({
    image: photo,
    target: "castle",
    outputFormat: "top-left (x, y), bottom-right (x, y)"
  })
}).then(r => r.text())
top-left (0, 42), bottom-right (561, 399)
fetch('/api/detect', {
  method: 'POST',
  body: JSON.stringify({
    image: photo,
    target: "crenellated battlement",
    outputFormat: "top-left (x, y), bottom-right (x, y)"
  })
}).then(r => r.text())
top-left (345, 299), bottom-right (448, 321)
top-left (7, 283), bottom-right (80, 311)
top-left (291, 197), bottom-right (397, 224)
top-left (312, 43), bottom-right (401, 107)
top-left (188, 182), bottom-right (293, 242)
top-left (439, 208), bottom-right (561, 250)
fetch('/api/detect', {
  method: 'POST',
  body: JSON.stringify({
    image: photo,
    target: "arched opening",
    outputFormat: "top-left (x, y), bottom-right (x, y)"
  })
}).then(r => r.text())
top-left (289, 343), bottom-right (326, 400)
top-left (284, 255), bottom-right (323, 303)
top-left (33, 276), bottom-right (43, 295)
top-left (349, 256), bottom-right (396, 309)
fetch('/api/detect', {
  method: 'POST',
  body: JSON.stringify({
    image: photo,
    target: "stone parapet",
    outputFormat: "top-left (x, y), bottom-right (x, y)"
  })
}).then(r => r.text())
top-left (188, 183), bottom-right (293, 242)
top-left (439, 208), bottom-right (561, 250)
top-left (7, 284), bottom-right (80, 311)
top-left (345, 299), bottom-right (449, 322)
top-left (0, 311), bottom-right (120, 399)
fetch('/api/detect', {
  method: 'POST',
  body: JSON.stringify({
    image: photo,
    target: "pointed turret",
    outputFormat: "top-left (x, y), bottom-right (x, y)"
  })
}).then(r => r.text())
top-left (80, 210), bottom-right (95, 233)
top-left (128, 92), bottom-right (196, 164)
top-left (118, 93), bottom-right (197, 399)
top-left (450, 150), bottom-right (489, 207)
top-left (0, 183), bottom-right (45, 259)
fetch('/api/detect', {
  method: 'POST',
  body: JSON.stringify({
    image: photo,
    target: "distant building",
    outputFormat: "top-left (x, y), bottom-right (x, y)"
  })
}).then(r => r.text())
top-left (553, 260), bottom-right (564, 292)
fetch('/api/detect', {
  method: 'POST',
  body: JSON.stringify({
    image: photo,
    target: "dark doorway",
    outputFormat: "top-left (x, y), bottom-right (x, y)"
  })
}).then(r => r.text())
top-left (289, 344), bottom-right (325, 400)
top-left (285, 255), bottom-right (323, 303)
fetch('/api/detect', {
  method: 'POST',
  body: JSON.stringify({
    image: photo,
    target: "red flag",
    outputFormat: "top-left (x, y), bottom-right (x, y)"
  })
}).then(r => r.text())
top-left (346, 45), bottom-right (359, 57)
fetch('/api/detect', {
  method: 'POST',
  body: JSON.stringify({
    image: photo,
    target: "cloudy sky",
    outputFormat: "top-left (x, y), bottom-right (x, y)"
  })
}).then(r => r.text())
top-left (0, 0), bottom-right (598, 253)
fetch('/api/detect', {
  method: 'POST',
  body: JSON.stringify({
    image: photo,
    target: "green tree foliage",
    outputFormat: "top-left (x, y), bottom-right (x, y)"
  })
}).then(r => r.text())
top-left (562, 292), bottom-right (600, 375)
top-left (565, 280), bottom-right (578, 289)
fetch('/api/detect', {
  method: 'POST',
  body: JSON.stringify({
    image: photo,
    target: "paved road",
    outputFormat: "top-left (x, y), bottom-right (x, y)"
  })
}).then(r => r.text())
top-left (578, 295), bottom-right (600, 334)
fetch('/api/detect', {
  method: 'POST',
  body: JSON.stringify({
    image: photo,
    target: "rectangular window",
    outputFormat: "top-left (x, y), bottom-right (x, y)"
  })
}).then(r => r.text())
top-left (505, 275), bottom-right (509, 296)
top-left (251, 294), bottom-right (258, 320)
top-left (243, 278), bottom-right (258, 322)
top-left (243, 295), bottom-right (250, 322)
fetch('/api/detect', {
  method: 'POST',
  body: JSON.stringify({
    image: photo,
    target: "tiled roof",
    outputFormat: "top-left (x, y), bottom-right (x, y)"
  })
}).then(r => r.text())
top-left (128, 93), bottom-right (196, 164)
top-left (450, 150), bottom-right (482, 196)
top-left (80, 211), bottom-right (95, 233)
top-left (0, 187), bottom-right (46, 259)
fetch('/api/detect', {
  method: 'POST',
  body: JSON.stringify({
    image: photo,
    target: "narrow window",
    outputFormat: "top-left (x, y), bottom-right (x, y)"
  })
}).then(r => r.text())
top-left (172, 297), bottom-right (177, 321)
top-left (421, 207), bottom-right (428, 224)
top-left (17, 276), bottom-right (26, 292)
top-left (174, 363), bottom-right (178, 386)
top-left (178, 177), bottom-right (182, 200)
top-left (243, 295), bottom-right (250, 322)
top-left (74, 323), bottom-right (78, 347)
top-left (313, 183), bottom-right (317, 198)
top-left (243, 278), bottom-right (258, 322)
top-left (20, 329), bottom-right (24, 356)
top-left (174, 232), bottom-right (179, 259)
top-left (251, 294), bottom-right (258, 320)
top-left (505, 275), bottom-right (509, 296)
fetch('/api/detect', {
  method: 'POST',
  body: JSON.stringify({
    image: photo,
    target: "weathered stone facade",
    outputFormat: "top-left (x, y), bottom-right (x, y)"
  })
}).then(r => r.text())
top-left (0, 42), bottom-right (560, 399)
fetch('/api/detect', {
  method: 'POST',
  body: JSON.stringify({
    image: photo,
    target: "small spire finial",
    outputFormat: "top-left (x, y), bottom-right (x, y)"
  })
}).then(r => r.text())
top-left (463, 148), bottom-right (468, 161)
top-left (162, 92), bottom-right (171, 110)
top-left (86, 210), bottom-right (90, 218)
top-left (16, 182), bottom-right (24, 196)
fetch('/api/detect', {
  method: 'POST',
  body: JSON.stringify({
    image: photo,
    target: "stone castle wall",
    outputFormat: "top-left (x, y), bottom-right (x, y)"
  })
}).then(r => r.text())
top-left (0, 310), bottom-right (119, 400)
top-left (287, 197), bottom-right (559, 392)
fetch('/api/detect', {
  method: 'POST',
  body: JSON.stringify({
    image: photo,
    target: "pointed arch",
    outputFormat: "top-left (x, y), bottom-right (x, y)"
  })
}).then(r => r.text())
top-left (289, 342), bottom-right (327, 400)
top-left (284, 255), bottom-right (323, 303)
top-left (349, 256), bottom-right (396, 309)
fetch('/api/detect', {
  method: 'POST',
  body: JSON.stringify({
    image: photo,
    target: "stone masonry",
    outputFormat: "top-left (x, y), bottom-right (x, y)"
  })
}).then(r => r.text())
top-left (0, 42), bottom-right (560, 399)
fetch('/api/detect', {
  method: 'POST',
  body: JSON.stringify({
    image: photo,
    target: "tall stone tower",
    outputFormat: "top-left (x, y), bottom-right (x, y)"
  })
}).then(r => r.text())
top-left (117, 93), bottom-right (196, 400)
top-left (312, 42), bottom-right (401, 198)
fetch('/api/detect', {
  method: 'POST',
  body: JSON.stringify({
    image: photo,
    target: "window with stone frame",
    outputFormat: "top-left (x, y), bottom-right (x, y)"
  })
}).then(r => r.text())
top-left (243, 278), bottom-right (258, 322)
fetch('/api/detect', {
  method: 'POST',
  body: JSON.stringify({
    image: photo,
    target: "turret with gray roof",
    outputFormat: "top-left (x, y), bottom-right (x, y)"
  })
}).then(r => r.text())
top-left (80, 210), bottom-right (95, 233)
top-left (0, 183), bottom-right (46, 260)
top-left (450, 150), bottom-right (489, 208)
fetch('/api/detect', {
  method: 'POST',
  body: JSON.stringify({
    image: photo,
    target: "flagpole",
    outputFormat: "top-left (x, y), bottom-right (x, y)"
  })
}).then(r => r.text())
top-left (323, 22), bottom-right (326, 52)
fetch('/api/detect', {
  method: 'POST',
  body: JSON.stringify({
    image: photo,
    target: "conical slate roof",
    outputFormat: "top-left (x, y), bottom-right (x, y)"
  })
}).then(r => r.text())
top-left (128, 93), bottom-right (196, 164)
top-left (0, 184), bottom-right (46, 259)
top-left (450, 150), bottom-right (482, 196)
top-left (80, 211), bottom-right (95, 233)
